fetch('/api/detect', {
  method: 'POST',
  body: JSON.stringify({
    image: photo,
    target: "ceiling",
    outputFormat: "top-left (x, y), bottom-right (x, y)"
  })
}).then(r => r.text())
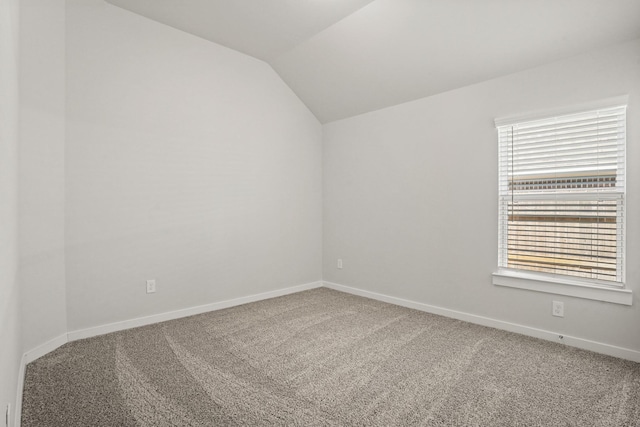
top-left (106, 0), bottom-right (640, 123)
top-left (105, 0), bottom-right (375, 61)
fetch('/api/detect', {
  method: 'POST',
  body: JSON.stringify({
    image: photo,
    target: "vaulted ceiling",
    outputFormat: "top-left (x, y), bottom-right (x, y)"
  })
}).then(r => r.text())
top-left (106, 0), bottom-right (640, 123)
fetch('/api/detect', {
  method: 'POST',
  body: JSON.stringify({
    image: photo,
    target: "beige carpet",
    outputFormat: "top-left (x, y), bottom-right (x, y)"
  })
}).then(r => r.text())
top-left (22, 288), bottom-right (640, 426)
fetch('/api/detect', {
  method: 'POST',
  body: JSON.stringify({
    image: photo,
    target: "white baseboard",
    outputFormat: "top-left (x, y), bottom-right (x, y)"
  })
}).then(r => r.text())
top-left (23, 333), bottom-right (69, 364)
top-left (16, 278), bottom-right (636, 427)
top-left (16, 333), bottom-right (69, 427)
top-left (14, 281), bottom-right (322, 426)
top-left (323, 281), bottom-right (640, 363)
top-left (67, 281), bottom-right (323, 342)
top-left (14, 354), bottom-right (25, 427)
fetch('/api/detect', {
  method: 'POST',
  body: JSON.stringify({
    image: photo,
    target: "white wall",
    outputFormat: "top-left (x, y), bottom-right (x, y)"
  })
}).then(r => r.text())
top-left (19, 0), bottom-right (68, 353)
top-left (65, 0), bottom-right (323, 331)
top-left (323, 38), bottom-right (640, 352)
top-left (0, 0), bottom-right (21, 422)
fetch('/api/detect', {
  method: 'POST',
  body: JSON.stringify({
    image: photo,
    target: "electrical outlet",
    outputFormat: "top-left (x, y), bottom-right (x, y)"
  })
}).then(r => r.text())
top-left (337, 259), bottom-right (343, 269)
top-left (552, 301), bottom-right (564, 317)
top-left (146, 279), bottom-right (156, 294)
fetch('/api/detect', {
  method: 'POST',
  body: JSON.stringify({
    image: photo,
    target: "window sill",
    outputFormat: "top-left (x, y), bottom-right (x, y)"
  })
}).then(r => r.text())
top-left (492, 270), bottom-right (633, 306)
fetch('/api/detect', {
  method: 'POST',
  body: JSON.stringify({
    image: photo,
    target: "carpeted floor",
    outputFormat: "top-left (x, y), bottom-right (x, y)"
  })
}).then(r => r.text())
top-left (22, 288), bottom-right (640, 426)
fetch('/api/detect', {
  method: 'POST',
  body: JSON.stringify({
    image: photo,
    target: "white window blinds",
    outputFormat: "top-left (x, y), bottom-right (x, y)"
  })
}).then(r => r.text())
top-left (497, 105), bottom-right (626, 284)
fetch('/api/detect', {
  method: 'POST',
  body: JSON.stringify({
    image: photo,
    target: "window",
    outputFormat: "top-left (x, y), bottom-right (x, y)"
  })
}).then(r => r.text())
top-left (494, 101), bottom-right (630, 303)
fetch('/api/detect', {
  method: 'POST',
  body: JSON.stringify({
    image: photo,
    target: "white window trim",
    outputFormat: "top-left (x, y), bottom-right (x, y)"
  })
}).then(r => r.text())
top-left (494, 95), bottom-right (629, 128)
top-left (492, 269), bottom-right (632, 306)
top-left (494, 96), bottom-right (632, 305)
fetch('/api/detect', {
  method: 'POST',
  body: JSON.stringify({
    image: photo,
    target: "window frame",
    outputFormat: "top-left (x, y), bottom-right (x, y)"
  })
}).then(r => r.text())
top-left (492, 97), bottom-right (632, 306)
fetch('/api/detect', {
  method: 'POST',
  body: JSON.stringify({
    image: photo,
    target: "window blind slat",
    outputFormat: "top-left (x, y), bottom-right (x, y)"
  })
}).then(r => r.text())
top-left (497, 105), bottom-right (626, 283)
top-left (512, 142), bottom-right (621, 158)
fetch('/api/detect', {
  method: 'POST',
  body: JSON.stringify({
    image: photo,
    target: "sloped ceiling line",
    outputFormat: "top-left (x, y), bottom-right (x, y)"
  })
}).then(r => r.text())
top-left (106, 0), bottom-right (640, 123)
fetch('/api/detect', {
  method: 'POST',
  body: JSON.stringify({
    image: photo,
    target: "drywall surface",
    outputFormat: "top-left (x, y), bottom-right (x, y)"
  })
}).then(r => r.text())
top-left (0, 0), bottom-right (21, 420)
top-left (19, 0), bottom-right (68, 353)
top-left (323, 39), bottom-right (640, 352)
top-left (65, 1), bottom-right (322, 331)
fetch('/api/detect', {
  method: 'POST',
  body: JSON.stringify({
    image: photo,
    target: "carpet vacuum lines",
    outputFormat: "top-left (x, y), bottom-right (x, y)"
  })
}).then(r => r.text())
top-left (20, 288), bottom-right (640, 426)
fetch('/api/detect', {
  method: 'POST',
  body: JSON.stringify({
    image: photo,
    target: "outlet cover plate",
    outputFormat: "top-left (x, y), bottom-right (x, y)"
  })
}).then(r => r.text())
top-left (146, 280), bottom-right (156, 294)
top-left (552, 300), bottom-right (564, 317)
